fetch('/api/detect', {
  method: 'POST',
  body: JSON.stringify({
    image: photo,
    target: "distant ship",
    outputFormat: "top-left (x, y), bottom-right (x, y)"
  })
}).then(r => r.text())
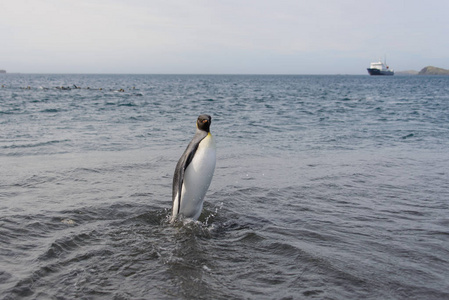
top-left (367, 59), bottom-right (394, 76)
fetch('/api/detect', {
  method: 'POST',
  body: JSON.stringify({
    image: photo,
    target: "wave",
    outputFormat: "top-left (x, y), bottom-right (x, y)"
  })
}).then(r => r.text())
top-left (39, 108), bottom-right (61, 113)
top-left (1, 139), bottom-right (71, 150)
top-left (0, 201), bottom-right (239, 299)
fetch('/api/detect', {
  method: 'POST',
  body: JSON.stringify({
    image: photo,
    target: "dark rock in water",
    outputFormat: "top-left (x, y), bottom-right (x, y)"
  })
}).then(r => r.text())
top-left (402, 133), bottom-right (414, 139)
top-left (418, 66), bottom-right (449, 75)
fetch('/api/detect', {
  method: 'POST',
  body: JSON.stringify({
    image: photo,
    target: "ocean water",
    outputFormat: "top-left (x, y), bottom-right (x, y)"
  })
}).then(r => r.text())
top-left (1, 74), bottom-right (449, 299)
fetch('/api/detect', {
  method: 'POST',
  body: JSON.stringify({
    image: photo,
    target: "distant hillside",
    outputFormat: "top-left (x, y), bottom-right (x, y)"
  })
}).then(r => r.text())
top-left (0, 70), bottom-right (6, 73)
top-left (418, 66), bottom-right (449, 75)
top-left (396, 70), bottom-right (419, 75)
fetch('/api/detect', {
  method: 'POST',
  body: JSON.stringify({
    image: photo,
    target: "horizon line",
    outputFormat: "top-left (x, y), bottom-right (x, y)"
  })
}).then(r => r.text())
top-left (2, 72), bottom-right (370, 76)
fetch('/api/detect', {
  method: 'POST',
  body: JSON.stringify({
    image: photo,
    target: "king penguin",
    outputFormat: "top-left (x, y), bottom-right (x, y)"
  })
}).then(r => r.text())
top-left (171, 114), bottom-right (216, 222)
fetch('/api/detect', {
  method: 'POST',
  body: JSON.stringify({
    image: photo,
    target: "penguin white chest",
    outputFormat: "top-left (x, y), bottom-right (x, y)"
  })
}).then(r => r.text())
top-left (179, 133), bottom-right (216, 219)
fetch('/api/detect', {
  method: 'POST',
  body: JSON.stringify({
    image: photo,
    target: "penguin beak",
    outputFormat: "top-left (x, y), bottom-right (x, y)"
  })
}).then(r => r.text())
top-left (202, 120), bottom-right (208, 123)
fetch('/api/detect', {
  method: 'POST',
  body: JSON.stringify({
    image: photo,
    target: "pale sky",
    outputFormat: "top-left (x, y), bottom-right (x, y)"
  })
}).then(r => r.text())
top-left (1, 0), bottom-right (448, 74)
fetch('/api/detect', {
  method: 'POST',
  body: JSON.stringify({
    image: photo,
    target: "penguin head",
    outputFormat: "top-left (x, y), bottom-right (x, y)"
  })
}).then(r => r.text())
top-left (197, 114), bottom-right (212, 132)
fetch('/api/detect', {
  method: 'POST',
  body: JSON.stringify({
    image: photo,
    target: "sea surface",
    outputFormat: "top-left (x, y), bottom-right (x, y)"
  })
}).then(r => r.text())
top-left (1, 74), bottom-right (449, 299)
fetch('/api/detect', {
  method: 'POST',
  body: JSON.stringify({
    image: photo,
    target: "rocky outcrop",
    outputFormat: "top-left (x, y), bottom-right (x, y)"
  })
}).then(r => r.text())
top-left (418, 66), bottom-right (449, 75)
